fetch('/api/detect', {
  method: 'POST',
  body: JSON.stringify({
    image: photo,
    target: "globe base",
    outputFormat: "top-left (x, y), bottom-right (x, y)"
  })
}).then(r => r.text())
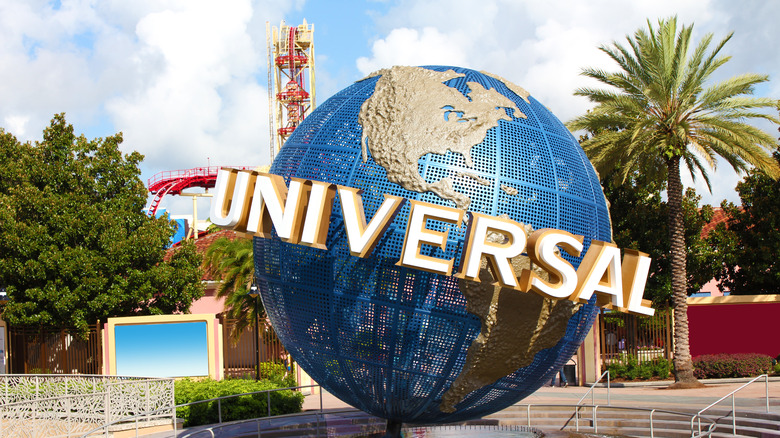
top-left (382, 419), bottom-right (403, 438)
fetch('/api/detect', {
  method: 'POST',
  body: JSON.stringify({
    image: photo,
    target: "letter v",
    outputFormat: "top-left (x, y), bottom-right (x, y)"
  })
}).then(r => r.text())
top-left (338, 187), bottom-right (406, 258)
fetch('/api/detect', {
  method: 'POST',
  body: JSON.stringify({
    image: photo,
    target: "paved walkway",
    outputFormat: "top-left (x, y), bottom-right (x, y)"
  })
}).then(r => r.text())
top-left (303, 377), bottom-right (780, 414)
top-left (142, 377), bottom-right (779, 437)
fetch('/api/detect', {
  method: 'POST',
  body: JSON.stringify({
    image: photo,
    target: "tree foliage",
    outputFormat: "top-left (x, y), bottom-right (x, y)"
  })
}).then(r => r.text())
top-left (710, 148), bottom-right (780, 294)
top-left (604, 171), bottom-right (721, 305)
top-left (568, 17), bottom-right (778, 385)
top-left (0, 114), bottom-right (204, 336)
top-left (203, 235), bottom-right (261, 341)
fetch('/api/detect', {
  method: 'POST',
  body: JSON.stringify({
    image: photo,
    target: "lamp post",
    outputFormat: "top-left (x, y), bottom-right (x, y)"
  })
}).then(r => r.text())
top-left (247, 285), bottom-right (260, 381)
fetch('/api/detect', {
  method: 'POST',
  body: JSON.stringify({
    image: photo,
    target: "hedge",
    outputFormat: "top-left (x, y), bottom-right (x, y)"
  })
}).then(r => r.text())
top-left (606, 355), bottom-right (671, 380)
top-left (692, 353), bottom-right (774, 379)
top-left (174, 378), bottom-right (304, 427)
top-left (605, 355), bottom-right (671, 380)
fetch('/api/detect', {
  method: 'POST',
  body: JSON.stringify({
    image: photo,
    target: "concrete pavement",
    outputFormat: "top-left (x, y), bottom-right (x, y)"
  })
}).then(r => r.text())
top-left (303, 377), bottom-right (780, 414)
top-left (140, 377), bottom-right (778, 437)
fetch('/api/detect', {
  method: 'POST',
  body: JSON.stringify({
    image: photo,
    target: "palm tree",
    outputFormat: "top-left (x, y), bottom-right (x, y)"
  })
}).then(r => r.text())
top-left (203, 235), bottom-right (261, 341)
top-left (568, 17), bottom-right (779, 386)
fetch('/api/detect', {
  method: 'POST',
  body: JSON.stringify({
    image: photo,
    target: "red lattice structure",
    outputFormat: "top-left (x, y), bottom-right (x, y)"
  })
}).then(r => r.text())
top-left (146, 166), bottom-right (255, 217)
top-left (267, 19), bottom-right (315, 160)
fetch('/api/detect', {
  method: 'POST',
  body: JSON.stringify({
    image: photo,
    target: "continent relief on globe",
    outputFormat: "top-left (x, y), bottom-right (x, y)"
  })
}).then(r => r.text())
top-left (358, 65), bottom-right (530, 210)
top-left (358, 66), bottom-right (578, 412)
top-left (442, 222), bottom-right (581, 412)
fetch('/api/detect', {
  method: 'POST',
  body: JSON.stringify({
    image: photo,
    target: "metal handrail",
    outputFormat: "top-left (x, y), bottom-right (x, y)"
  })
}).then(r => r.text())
top-left (522, 403), bottom-right (717, 438)
top-left (147, 165), bottom-right (255, 188)
top-left (574, 369), bottom-right (610, 430)
top-left (693, 374), bottom-right (770, 436)
top-left (176, 407), bottom-right (369, 438)
top-left (576, 369), bottom-right (611, 406)
top-left (79, 383), bottom-right (322, 438)
top-left (76, 385), bottom-right (724, 438)
top-left (89, 402), bottom-right (718, 438)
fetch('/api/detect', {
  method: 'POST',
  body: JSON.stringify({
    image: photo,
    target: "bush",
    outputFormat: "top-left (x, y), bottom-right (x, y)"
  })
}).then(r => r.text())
top-left (174, 378), bottom-right (304, 427)
top-left (693, 353), bottom-right (773, 379)
top-left (605, 355), bottom-right (671, 380)
top-left (259, 361), bottom-right (297, 388)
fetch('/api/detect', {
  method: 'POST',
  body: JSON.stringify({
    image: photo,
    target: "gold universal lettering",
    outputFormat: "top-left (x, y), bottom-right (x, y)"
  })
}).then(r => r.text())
top-left (245, 173), bottom-right (310, 243)
top-left (210, 169), bottom-right (655, 315)
top-left (455, 212), bottom-right (527, 288)
top-left (571, 241), bottom-right (625, 310)
top-left (518, 229), bottom-right (583, 299)
top-left (397, 200), bottom-right (463, 275)
top-left (298, 180), bottom-right (337, 250)
top-left (210, 168), bottom-right (255, 229)
top-left (621, 249), bottom-right (655, 316)
top-left (338, 187), bottom-right (406, 258)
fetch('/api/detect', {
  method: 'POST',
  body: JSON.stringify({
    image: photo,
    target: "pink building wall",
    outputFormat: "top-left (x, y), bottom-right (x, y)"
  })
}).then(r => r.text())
top-left (189, 282), bottom-right (227, 314)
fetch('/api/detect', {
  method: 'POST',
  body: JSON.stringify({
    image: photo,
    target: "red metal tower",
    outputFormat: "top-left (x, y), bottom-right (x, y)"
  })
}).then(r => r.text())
top-left (267, 19), bottom-right (315, 160)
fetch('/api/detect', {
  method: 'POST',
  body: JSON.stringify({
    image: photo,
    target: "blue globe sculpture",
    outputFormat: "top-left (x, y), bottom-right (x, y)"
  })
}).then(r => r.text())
top-left (256, 65), bottom-right (611, 424)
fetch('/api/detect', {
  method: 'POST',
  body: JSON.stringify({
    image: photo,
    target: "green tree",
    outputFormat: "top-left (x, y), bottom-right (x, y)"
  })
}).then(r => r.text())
top-left (568, 17), bottom-right (779, 385)
top-left (710, 148), bottom-right (780, 294)
top-left (0, 114), bottom-right (204, 337)
top-left (604, 171), bottom-right (721, 305)
top-left (203, 235), bottom-right (261, 341)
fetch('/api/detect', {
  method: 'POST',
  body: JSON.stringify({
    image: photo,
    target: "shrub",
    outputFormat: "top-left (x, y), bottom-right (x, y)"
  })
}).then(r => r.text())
top-left (605, 355), bottom-right (671, 380)
top-left (259, 361), bottom-right (297, 388)
top-left (650, 357), bottom-right (672, 379)
top-left (693, 353), bottom-right (773, 379)
top-left (174, 378), bottom-right (304, 427)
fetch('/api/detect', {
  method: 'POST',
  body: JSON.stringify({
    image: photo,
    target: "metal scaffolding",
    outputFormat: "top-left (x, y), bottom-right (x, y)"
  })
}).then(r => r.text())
top-left (267, 19), bottom-right (315, 161)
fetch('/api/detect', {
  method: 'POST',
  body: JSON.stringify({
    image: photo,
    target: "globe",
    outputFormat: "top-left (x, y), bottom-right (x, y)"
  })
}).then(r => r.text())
top-left (255, 65), bottom-right (611, 424)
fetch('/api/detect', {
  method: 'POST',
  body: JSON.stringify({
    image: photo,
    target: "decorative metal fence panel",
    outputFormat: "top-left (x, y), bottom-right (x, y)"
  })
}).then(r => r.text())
top-left (7, 325), bottom-right (102, 375)
top-left (221, 317), bottom-right (291, 379)
top-left (599, 309), bottom-right (672, 365)
top-left (0, 374), bottom-right (174, 438)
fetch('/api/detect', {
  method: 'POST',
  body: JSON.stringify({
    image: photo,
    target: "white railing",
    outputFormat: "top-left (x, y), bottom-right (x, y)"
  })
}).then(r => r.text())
top-left (694, 374), bottom-right (771, 436)
top-left (80, 384), bottom-right (322, 438)
top-left (0, 374), bottom-right (175, 438)
top-left (521, 403), bottom-right (717, 438)
top-left (573, 369), bottom-right (610, 429)
top-left (565, 370), bottom-right (717, 437)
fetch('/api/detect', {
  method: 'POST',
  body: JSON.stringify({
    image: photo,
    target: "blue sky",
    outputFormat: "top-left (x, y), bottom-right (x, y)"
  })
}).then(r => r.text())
top-left (1, 0), bottom-right (779, 216)
top-left (115, 322), bottom-right (209, 377)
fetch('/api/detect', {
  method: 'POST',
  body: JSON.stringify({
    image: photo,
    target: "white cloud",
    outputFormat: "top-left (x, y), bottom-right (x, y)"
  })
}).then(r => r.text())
top-left (106, 0), bottom-right (270, 172)
top-left (3, 115), bottom-right (30, 138)
top-left (356, 27), bottom-right (470, 75)
top-left (2, 0), bottom-right (778, 217)
top-left (358, 0), bottom-right (780, 205)
top-left (0, 0), bottom-right (299, 215)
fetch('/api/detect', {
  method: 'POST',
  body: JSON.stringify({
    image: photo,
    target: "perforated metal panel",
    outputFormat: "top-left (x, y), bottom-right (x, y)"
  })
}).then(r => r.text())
top-left (257, 66), bottom-right (610, 424)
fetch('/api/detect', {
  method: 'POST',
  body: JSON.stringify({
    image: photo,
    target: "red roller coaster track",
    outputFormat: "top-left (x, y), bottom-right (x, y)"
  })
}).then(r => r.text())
top-left (146, 166), bottom-right (256, 217)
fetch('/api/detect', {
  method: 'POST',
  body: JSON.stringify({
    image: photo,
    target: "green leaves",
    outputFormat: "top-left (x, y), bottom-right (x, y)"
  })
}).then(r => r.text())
top-left (603, 171), bottom-right (720, 305)
top-left (710, 149), bottom-right (780, 294)
top-left (0, 114), bottom-right (203, 337)
top-left (569, 16), bottom-right (778, 182)
top-left (203, 235), bottom-right (258, 341)
top-left (570, 17), bottom-right (776, 382)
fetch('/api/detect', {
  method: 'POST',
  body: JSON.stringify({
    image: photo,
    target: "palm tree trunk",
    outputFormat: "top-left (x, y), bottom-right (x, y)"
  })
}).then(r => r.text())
top-left (667, 156), bottom-right (700, 386)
